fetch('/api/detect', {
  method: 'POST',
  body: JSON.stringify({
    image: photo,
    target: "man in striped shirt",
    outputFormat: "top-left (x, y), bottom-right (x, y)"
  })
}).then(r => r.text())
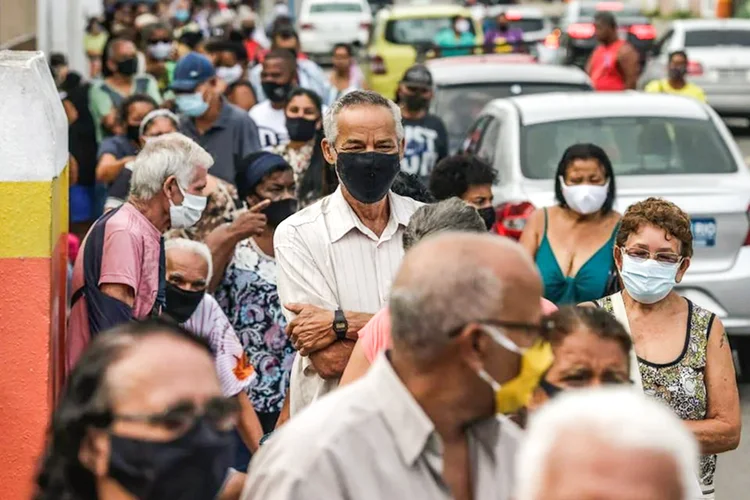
top-left (274, 90), bottom-right (423, 417)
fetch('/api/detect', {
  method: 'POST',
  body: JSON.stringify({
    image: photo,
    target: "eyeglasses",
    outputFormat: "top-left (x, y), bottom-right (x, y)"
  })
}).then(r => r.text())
top-left (621, 246), bottom-right (683, 265)
top-left (112, 396), bottom-right (239, 435)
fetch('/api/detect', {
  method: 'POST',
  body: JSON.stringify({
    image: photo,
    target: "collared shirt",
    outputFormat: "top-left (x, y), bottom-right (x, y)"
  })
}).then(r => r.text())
top-left (273, 187), bottom-right (422, 415)
top-left (180, 99), bottom-right (262, 184)
top-left (242, 352), bottom-right (522, 500)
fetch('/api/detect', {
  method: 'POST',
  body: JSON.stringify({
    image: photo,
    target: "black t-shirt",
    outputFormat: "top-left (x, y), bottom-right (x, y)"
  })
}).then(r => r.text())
top-left (400, 114), bottom-right (449, 183)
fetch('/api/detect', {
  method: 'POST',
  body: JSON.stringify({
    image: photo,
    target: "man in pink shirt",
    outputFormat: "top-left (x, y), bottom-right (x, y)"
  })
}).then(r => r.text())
top-left (340, 198), bottom-right (558, 385)
top-left (67, 133), bottom-right (213, 372)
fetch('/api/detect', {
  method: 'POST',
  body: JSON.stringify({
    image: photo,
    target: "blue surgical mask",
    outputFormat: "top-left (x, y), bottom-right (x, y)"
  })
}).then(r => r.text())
top-left (620, 253), bottom-right (680, 304)
top-left (175, 9), bottom-right (191, 23)
top-left (176, 92), bottom-right (209, 118)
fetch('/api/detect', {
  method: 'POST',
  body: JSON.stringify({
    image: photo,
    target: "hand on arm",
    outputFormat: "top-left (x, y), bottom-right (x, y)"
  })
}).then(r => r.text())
top-left (285, 303), bottom-right (373, 356)
top-left (618, 44), bottom-right (640, 90)
top-left (683, 319), bottom-right (741, 454)
top-left (309, 340), bottom-right (356, 380)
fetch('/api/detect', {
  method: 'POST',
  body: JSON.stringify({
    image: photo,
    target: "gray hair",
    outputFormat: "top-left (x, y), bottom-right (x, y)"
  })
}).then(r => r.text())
top-left (390, 236), bottom-right (505, 361)
top-left (516, 387), bottom-right (699, 500)
top-left (165, 238), bottom-right (214, 284)
top-left (107, 38), bottom-right (134, 60)
top-left (129, 133), bottom-right (213, 200)
top-left (323, 90), bottom-right (404, 145)
top-left (402, 198), bottom-right (486, 251)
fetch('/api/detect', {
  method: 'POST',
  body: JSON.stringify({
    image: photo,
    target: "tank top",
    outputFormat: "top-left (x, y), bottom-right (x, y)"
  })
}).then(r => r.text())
top-left (597, 294), bottom-right (717, 497)
top-left (589, 39), bottom-right (626, 91)
top-left (535, 208), bottom-right (617, 305)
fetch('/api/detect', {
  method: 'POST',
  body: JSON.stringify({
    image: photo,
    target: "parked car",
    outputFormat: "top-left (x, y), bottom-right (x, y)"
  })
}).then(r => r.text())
top-left (297, 0), bottom-right (373, 63)
top-left (426, 56), bottom-right (592, 152)
top-left (464, 91), bottom-right (750, 376)
top-left (639, 19), bottom-right (750, 119)
top-left (546, 1), bottom-right (656, 68)
top-left (483, 6), bottom-right (554, 46)
top-left (364, 4), bottom-right (483, 100)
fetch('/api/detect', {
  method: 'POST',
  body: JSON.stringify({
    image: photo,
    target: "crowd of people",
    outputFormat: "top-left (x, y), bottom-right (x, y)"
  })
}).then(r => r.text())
top-left (34, 1), bottom-right (738, 499)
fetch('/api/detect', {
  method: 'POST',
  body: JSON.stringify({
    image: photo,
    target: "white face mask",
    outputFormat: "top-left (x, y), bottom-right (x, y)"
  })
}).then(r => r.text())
top-left (619, 253), bottom-right (680, 304)
top-left (455, 19), bottom-right (471, 33)
top-left (148, 41), bottom-right (173, 61)
top-left (216, 64), bottom-right (244, 85)
top-left (559, 177), bottom-right (609, 215)
top-left (169, 183), bottom-right (207, 229)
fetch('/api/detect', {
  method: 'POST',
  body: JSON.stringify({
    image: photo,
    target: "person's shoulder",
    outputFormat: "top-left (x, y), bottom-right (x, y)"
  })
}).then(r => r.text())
top-left (391, 190), bottom-right (424, 214)
top-left (685, 82), bottom-right (706, 99)
top-left (644, 79), bottom-right (663, 92)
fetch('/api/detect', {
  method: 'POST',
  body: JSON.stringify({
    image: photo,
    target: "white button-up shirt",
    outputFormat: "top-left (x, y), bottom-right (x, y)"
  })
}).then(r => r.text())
top-left (274, 187), bottom-right (422, 415)
top-left (242, 352), bottom-right (522, 500)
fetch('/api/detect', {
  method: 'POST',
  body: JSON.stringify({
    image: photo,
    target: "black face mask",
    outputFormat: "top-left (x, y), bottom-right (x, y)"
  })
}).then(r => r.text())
top-left (126, 124), bottom-right (141, 143)
top-left (262, 81), bottom-right (293, 103)
top-left (286, 116), bottom-right (317, 142)
top-left (164, 282), bottom-right (205, 323)
top-left (336, 151), bottom-right (401, 204)
top-left (108, 418), bottom-right (234, 500)
top-left (498, 22), bottom-right (509, 31)
top-left (243, 26), bottom-right (255, 38)
top-left (478, 206), bottom-right (496, 231)
top-left (539, 377), bottom-right (564, 399)
top-left (263, 198), bottom-right (298, 227)
top-left (117, 57), bottom-right (138, 76)
top-left (403, 93), bottom-right (429, 112)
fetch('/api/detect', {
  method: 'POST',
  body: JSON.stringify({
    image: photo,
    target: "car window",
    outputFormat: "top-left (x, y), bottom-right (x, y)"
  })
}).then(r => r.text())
top-left (385, 17), bottom-right (476, 45)
top-left (484, 18), bottom-right (545, 32)
top-left (520, 117), bottom-right (737, 179)
top-left (434, 82), bottom-right (592, 153)
top-left (463, 116), bottom-right (490, 154)
top-left (684, 29), bottom-right (750, 47)
top-left (478, 118), bottom-right (500, 165)
top-left (309, 2), bottom-right (363, 13)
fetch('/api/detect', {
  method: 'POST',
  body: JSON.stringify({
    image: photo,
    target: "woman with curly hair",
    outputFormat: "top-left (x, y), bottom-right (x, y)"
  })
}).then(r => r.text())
top-left (588, 197), bottom-right (741, 499)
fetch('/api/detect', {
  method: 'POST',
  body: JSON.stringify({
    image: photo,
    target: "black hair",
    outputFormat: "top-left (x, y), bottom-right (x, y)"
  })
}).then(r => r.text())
top-left (429, 154), bottom-right (497, 200)
top-left (140, 22), bottom-right (172, 50)
top-left (118, 94), bottom-right (158, 124)
top-left (85, 17), bottom-right (101, 33)
top-left (669, 50), bottom-right (688, 63)
top-left (34, 319), bottom-right (211, 500)
top-left (543, 306), bottom-right (632, 358)
top-left (235, 152), bottom-right (294, 200)
top-left (226, 80), bottom-right (257, 99)
top-left (205, 39), bottom-right (248, 63)
top-left (553, 143), bottom-right (616, 214)
top-left (265, 47), bottom-right (297, 69)
top-left (271, 17), bottom-right (295, 38)
top-left (49, 53), bottom-right (68, 69)
top-left (593, 11), bottom-right (617, 29)
top-left (391, 172), bottom-right (436, 203)
top-left (288, 88), bottom-right (334, 203)
top-left (333, 43), bottom-right (353, 56)
top-left (177, 30), bottom-right (205, 50)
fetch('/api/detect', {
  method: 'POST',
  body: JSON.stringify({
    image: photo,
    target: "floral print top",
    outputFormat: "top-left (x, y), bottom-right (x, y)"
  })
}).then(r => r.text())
top-left (215, 238), bottom-right (295, 414)
top-left (270, 142), bottom-right (317, 206)
top-left (598, 294), bottom-right (717, 494)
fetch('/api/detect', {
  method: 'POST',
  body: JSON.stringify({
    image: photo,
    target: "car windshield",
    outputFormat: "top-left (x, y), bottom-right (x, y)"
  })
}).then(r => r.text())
top-left (684, 29), bottom-right (750, 47)
top-left (434, 82), bottom-right (591, 152)
top-left (521, 117), bottom-right (736, 178)
top-left (484, 18), bottom-right (545, 32)
top-left (579, 4), bottom-right (642, 17)
top-left (309, 2), bottom-right (362, 13)
top-left (385, 17), bottom-right (476, 45)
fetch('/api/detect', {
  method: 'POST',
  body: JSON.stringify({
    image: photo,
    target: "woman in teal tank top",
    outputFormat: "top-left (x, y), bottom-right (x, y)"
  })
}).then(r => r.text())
top-left (519, 144), bottom-right (621, 305)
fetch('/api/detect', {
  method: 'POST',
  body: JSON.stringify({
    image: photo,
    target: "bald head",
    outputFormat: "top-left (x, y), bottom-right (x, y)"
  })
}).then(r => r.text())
top-left (390, 232), bottom-right (541, 360)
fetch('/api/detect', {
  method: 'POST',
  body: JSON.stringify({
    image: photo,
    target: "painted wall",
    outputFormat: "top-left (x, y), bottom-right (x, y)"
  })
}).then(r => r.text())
top-left (0, 51), bottom-right (69, 499)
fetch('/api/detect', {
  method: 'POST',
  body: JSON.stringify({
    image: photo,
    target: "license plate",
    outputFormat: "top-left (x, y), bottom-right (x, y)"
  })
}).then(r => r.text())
top-left (718, 69), bottom-right (745, 80)
top-left (691, 218), bottom-right (717, 247)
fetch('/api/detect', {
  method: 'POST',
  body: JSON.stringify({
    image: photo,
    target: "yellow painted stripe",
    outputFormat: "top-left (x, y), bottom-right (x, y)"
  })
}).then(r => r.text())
top-left (0, 165), bottom-right (68, 258)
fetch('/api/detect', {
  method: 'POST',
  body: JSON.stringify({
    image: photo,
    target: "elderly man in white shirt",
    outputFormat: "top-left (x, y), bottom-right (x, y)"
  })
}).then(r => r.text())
top-left (272, 90), bottom-right (422, 418)
top-left (243, 232), bottom-right (546, 499)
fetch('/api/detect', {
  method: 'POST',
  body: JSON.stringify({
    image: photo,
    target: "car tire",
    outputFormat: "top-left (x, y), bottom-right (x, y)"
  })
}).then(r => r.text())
top-left (729, 335), bottom-right (750, 382)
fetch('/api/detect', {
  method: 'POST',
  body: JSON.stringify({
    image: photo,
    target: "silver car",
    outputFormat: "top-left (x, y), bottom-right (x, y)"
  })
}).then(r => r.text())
top-left (465, 91), bottom-right (750, 372)
top-left (426, 58), bottom-right (592, 152)
top-left (639, 19), bottom-right (750, 117)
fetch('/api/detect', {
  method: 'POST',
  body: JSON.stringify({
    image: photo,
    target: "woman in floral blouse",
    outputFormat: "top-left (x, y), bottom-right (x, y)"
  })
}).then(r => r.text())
top-left (213, 152), bottom-right (298, 470)
top-left (589, 198), bottom-right (741, 499)
top-left (271, 88), bottom-right (337, 207)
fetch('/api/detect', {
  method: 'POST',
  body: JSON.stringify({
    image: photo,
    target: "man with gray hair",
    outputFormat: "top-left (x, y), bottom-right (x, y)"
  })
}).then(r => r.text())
top-left (516, 387), bottom-right (702, 500)
top-left (273, 90), bottom-right (422, 418)
top-left (244, 232), bottom-right (545, 499)
top-left (67, 133), bottom-right (213, 371)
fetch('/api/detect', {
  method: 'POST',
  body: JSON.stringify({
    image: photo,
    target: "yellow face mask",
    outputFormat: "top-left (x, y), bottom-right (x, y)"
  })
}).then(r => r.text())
top-left (476, 325), bottom-right (554, 415)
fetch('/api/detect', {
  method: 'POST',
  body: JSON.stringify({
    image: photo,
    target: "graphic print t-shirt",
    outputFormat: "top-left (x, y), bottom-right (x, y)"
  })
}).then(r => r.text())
top-left (401, 114), bottom-right (449, 182)
top-left (249, 100), bottom-right (289, 150)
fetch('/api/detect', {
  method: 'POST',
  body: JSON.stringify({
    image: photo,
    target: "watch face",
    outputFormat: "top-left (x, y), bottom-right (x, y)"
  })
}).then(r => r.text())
top-left (334, 321), bottom-right (347, 331)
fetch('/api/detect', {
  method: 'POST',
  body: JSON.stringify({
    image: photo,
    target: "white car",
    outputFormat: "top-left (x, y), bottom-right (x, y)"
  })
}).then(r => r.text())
top-left (465, 91), bottom-right (750, 375)
top-left (297, 0), bottom-right (373, 61)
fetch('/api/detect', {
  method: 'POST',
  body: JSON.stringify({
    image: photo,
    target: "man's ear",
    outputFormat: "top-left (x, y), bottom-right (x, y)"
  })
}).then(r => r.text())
top-left (398, 137), bottom-right (406, 160)
top-left (322, 138), bottom-right (337, 165)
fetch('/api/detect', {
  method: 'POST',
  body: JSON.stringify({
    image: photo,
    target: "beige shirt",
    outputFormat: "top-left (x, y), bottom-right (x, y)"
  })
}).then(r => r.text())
top-left (274, 187), bottom-right (422, 415)
top-left (242, 352), bottom-right (522, 500)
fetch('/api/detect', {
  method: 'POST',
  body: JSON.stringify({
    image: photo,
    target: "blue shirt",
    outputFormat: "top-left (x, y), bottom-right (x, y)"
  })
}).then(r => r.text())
top-left (434, 29), bottom-right (475, 57)
top-left (97, 135), bottom-right (138, 161)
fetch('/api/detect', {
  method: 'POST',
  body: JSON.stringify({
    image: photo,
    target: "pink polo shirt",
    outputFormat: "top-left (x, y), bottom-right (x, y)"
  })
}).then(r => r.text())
top-left (360, 299), bottom-right (559, 363)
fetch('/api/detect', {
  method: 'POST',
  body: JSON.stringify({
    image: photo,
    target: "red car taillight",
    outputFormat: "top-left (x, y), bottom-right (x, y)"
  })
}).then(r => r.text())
top-left (369, 54), bottom-right (386, 75)
top-left (567, 23), bottom-right (596, 39)
top-left (300, 23), bottom-right (313, 30)
top-left (360, 21), bottom-right (371, 30)
top-left (688, 60), bottom-right (704, 76)
top-left (743, 204), bottom-right (750, 246)
top-left (629, 24), bottom-right (656, 40)
top-left (494, 201), bottom-right (535, 240)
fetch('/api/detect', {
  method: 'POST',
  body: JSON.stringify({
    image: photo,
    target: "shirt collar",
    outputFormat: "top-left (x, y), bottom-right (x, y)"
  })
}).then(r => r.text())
top-left (325, 187), bottom-right (412, 244)
top-left (188, 98), bottom-right (232, 132)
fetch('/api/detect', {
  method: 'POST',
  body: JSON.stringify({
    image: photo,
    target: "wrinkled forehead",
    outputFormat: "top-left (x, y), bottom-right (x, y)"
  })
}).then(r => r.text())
top-left (335, 105), bottom-right (399, 146)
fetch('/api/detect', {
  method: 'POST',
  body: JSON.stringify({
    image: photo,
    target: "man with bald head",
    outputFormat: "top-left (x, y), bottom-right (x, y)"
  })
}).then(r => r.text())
top-left (243, 232), bottom-right (545, 500)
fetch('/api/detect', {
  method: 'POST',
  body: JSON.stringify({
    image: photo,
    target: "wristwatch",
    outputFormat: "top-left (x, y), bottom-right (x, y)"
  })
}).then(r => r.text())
top-left (333, 309), bottom-right (348, 341)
